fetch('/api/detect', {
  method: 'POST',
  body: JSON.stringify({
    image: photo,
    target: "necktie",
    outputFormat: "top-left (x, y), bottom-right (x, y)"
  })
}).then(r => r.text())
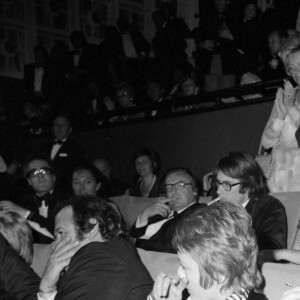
top-left (53, 140), bottom-right (64, 146)
top-left (34, 193), bottom-right (51, 207)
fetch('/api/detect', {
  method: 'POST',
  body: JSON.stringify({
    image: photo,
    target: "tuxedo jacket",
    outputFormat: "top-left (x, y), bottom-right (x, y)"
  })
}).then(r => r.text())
top-left (23, 62), bottom-right (56, 101)
top-left (116, 30), bottom-right (151, 58)
top-left (131, 202), bottom-right (206, 253)
top-left (40, 138), bottom-right (85, 187)
top-left (67, 43), bottom-right (100, 80)
top-left (18, 187), bottom-right (69, 243)
top-left (245, 194), bottom-right (287, 251)
top-left (0, 234), bottom-right (40, 300)
top-left (55, 240), bottom-right (153, 300)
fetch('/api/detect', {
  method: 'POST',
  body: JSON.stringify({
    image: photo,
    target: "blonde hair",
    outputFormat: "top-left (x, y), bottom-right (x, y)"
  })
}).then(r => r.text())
top-left (279, 31), bottom-right (300, 74)
top-left (0, 211), bottom-right (33, 265)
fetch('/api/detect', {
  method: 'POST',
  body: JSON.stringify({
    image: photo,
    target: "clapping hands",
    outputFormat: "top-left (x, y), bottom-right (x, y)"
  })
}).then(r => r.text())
top-left (275, 80), bottom-right (296, 120)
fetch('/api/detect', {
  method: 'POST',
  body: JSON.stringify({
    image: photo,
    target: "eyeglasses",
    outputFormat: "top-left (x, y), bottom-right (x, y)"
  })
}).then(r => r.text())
top-left (26, 167), bottom-right (54, 179)
top-left (115, 91), bottom-right (128, 98)
top-left (164, 181), bottom-right (192, 193)
top-left (215, 179), bottom-right (241, 192)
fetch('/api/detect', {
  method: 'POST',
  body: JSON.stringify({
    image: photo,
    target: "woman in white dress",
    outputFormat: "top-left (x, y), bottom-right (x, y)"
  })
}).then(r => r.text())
top-left (261, 36), bottom-right (300, 192)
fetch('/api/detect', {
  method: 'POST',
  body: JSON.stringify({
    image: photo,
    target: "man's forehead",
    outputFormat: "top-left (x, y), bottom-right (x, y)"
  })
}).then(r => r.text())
top-left (54, 116), bottom-right (69, 125)
top-left (27, 159), bottom-right (50, 170)
top-left (165, 171), bottom-right (190, 183)
top-left (55, 206), bottom-right (73, 226)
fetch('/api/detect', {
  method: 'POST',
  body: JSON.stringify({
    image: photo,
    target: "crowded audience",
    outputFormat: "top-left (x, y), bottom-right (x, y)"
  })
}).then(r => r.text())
top-left (2, 1), bottom-right (300, 299)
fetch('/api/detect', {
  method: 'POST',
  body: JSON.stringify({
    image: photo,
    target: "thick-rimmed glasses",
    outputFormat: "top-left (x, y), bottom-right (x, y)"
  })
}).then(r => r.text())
top-left (26, 167), bottom-right (54, 179)
top-left (164, 181), bottom-right (192, 193)
top-left (215, 179), bottom-right (241, 192)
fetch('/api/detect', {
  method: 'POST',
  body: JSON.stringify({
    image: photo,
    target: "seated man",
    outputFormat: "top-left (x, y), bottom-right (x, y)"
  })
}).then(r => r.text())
top-left (0, 155), bottom-right (69, 243)
top-left (149, 201), bottom-right (267, 300)
top-left (38, 195), bottom-right (153, 300)
top-left (130, 167), bottom-right (206, 253)
top-left (213, 152), bottom-right (287, 255)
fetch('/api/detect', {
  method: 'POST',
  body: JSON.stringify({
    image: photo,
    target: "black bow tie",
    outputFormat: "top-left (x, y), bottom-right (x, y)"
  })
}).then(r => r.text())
top-left (53, 140), bottom-right (64, 146)
top-left (34, 193), bottom-right (51, 207)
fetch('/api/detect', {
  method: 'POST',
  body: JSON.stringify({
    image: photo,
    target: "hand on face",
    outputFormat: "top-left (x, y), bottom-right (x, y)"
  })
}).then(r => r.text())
top-left (39, 236), bottom-right (80, 294)
top-left (151, 272), bottom-right (188, 300)
top-left (139, 198), bottom-right (171, 224)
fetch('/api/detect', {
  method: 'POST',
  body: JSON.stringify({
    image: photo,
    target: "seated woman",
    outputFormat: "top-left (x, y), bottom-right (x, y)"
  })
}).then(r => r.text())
top-left (72, 162), bottom-right (122, 217)
top-left (149, 201), bottom-right (267, 300)
top-left (0, 210), bottom-right (40, 298)
top-left (127, 148), bottom-right (162, 198)
top-left (110, 81), bottom-right (144, 122)
top-left (72, 162), bottom-right (108, 197)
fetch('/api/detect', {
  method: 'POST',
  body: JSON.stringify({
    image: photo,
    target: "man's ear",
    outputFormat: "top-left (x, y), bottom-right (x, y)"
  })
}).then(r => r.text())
top-left (86, 218), bottom-right (99, 240)
top-left (27, 178), bottom-right (32, 186)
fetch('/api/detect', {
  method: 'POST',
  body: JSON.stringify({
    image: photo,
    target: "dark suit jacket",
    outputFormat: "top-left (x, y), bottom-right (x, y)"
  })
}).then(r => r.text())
top-left (130, 202), bottom-right (206, 253)
top-left (245, 194), bottom-right (287, 251)
top-left (40, 138), bottom-right (85, 188)
top-left (23, 62), bottom-right (56, 101)
top-left (116, 30), bottom-right (151, 58)
top-left (0, 234), bottom-right (40, 300)
top-left (18, 187), bottom-right (69, 243)
top-left (55, 240), bottom-right (153, 300)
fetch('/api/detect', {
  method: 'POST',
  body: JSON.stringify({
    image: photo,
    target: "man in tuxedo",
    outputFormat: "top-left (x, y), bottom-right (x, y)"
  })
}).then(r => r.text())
top-left (40, 115), bottom-right (85, 190)
top-left (130, 167), bottom-right (205, 253)
top-left (23, 45), bottom-right (56, 103)
top-left (0, 155), bottom-right (67, 243)
top-left (38, 196), bottom-right (153, 300)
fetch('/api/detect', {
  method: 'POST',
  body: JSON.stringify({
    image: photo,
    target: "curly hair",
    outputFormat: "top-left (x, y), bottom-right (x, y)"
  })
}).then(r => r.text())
top-left (0, 211), bottom-right (33, 265)
top-left (56, 195), bottom-right (129, 241)
top-left (213, 152), bottom-right (269, 201)
top-left (173, 201), bottom-right (262, 293)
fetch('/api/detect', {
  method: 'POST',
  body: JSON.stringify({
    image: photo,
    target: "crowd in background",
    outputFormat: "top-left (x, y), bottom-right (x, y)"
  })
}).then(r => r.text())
top-left (2, 0), bottom-right (300, 136)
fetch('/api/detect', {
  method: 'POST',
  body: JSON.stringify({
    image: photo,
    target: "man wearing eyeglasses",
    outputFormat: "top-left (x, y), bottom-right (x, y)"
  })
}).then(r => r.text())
top-left (213, 151), bottom-right (287, 256)
top-left (130, 167), bottom-right (206, 253)
top-left (0, 155), bottom-right (68, 243)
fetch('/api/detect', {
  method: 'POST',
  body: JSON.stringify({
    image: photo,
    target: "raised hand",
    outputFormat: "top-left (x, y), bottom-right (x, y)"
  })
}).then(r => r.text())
top-left (275, 87), bottom-right (287, 120)
top-left (139, 198), bottom-right (172, 224)
top-left (283, 80), bottom-right (296, 112)
top-left (150, 272), bottom-right (188, 300)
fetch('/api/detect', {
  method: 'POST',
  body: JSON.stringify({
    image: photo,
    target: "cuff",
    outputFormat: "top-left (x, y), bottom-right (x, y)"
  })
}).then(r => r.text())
top-left (136, 215), bottom-right (148, 228)
top-left (37, 290), bottom-right (57, 300)
top-left (288, 106), bottom-right (300, 122)
top-left (24, 210), bottom-right (32, 220)
top-left (273, 118), bottom-right (285, 131)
